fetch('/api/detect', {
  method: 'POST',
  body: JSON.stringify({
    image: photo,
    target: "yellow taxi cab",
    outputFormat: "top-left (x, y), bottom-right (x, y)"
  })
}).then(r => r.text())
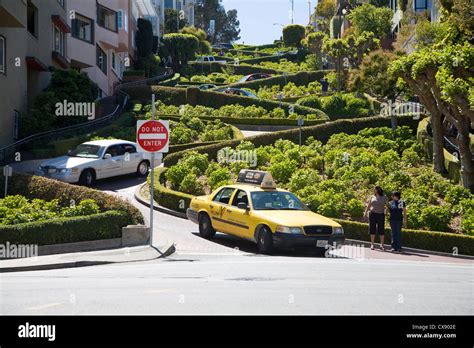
top-left (187, 169), bottom-right (345, 254)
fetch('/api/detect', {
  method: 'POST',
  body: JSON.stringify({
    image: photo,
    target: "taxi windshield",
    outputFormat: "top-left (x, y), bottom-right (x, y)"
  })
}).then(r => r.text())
top-left (250, 191), bottom-right (308, 211)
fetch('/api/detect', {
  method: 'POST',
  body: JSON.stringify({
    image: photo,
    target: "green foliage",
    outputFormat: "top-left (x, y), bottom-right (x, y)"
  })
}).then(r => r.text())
top-left (179, 174), bottom-right (205, 195)
top-left (21, 69), bottom-right (98, 137)
top-left (137, 18), bottom-right (154, 57)
top-left (297, 93), bottom-right (370, 119)
top-left (9, 174), bottom-right (143, 224)
top-left (347, 3), bottom-right (393, 39)
top-left (349, 49), bottom-right (401, 99)
top-left (282, 24), bottom-right (306, 48)
top-left (0, 211), bottom-right (131, 246)
top-left (165, 9), bottom-right (188, 34)
top-left (208, 167), bottom-right (232, 190)
top-left (180, 26), bottom-right (211, 54)
top-left (161, 33), bottom-right (199, 72)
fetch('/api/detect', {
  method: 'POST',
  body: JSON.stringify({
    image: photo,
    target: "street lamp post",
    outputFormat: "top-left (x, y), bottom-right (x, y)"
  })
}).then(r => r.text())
top-left (337, 7), bottom-right (347, 92)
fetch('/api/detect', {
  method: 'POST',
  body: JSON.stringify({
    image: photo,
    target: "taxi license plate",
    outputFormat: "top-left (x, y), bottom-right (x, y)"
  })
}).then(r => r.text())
top-left (316, 240), bottom-right (328, 248)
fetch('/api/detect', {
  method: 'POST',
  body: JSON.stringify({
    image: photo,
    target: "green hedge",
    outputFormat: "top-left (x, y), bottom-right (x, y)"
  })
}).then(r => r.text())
top-left (160, 113), bottom-right (327, 127)
top-left (0, 211), bottom-right (131, 246)
top-left (8, 174), bottom-right (144, 224)
top-left (187, 62), bottom-right (283, 75)
top-left (164, 115), bottom-right (419, 166)
top-left (225, 70), bottom-right (327, 90)
top-left (238, 53), bottom-right (297, 65)
top-left (124, 85), bottom-right (328, 119)
top-left (149, 167), bottom-right (193, 213)
top-left (334, 218), bottom-right (474, 255)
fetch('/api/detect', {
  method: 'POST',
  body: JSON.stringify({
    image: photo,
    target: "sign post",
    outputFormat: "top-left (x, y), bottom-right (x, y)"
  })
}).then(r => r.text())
top-left (3, 165), bottom-right (12, 198)
top-left (297, 116), bottom-right (304, 147)
top-left (137, 94), bottom-right (170, 246)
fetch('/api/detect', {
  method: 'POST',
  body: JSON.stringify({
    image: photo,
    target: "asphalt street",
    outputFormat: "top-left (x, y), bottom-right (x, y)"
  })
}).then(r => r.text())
top-left (0, 172), bottom-right (472, 315)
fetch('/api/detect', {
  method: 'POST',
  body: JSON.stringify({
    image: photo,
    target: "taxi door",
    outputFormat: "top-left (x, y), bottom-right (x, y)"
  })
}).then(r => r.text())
top-left (209, 187), bottom-right (235, 232)
top-left (219, 189), bottom-right (251, 238)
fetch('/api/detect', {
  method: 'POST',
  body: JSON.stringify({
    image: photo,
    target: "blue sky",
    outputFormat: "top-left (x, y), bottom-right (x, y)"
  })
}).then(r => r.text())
top-left (221, 0), bottom-right (315, 45)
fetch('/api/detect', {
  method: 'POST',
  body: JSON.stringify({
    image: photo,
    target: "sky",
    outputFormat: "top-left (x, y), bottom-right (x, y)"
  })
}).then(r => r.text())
top-left (221, 0), bottom-right (315, 45)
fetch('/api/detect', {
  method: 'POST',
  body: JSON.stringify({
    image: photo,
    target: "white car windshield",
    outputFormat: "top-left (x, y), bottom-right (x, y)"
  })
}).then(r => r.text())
top-left (250, 191), bottom-right (308, 211)
top-left (69, 144), bottom-right (103, 158)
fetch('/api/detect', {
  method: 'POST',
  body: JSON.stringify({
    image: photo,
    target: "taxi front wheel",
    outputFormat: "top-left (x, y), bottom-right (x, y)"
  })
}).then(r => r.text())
top-left (199, 213), bottom-right (216, 239)
top-left (257, 227), bottom-right (274, 255)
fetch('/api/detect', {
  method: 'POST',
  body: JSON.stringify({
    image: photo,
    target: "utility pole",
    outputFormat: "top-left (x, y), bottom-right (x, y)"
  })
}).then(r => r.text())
top-left (291, 0), bottom-right (294, 24)
top-left (308, 0), bottom-right (312, 24)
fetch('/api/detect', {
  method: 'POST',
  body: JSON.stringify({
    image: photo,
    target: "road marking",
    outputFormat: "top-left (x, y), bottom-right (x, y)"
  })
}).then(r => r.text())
top-left (27, 302), bottom-right (64, 311)
top-left (143, 289), bottom-right (175, 294)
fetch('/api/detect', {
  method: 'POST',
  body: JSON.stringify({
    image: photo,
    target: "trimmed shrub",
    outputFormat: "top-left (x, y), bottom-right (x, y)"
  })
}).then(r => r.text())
top-left (8, 174), bottom-right (143, 224)
top-left (0, 211), bottom-right (131, 245)
top-left (227, 70), bottom-right (327, 90)
top-left (150, 167), bottom-right (193, 213)
top-left (164, 116), bottom-right (420, 167)
top-left (126, 85), bottom-right (328, 119)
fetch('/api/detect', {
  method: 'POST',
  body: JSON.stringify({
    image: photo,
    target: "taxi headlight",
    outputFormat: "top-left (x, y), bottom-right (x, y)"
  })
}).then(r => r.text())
top-left (333, 227), bottom-right (344, 235)
top-left (276, 226), bottom-right (303, 234)
top-left (37, 166), bottom-right (43, 172)
top-left (58, 168), bottom-right (71, 174)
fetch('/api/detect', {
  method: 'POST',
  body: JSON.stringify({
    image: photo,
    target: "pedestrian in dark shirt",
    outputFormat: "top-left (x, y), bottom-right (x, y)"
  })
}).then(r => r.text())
top-left (320, 78), bottom-right (329, 96)
top-left (388, 191), bottom-right (407, 252)
top-left (364, 186), bottom-right (389, 251)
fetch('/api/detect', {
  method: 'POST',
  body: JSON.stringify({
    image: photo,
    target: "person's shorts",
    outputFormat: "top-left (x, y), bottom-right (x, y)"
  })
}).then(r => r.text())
top-left (369, 212), bottom-right (385, 235)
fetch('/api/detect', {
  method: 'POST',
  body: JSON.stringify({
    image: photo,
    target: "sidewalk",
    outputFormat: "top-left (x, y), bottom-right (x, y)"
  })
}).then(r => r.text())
top-left (0, 245), bottom-right (169, 273)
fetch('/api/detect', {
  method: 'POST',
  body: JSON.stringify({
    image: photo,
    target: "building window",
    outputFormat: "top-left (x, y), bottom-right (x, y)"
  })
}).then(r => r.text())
top-left (112, 51), bottom-right (116, 70)
top-left (53, 25), bottom-right (65, 56)
top-left (96, 45), bottom-right (107, 74)
top-left (415, 0), bottom-right (428, 10)
top-left (72, 13), bottom-right (94, 44)
top-left (27, 0), bottom-right (38, 37)
top-left (118, 10), bottom-right (123, 29)
top-left (97, 4), bottom-right (117, 32)
top-left (0, 36), bottom-right (5, 75)
top-left (164, 0), bottom-right (174, 9)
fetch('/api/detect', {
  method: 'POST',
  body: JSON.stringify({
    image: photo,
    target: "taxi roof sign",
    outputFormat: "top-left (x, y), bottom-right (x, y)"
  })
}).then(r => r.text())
top-left (237, 169), bottom-right (277, 189)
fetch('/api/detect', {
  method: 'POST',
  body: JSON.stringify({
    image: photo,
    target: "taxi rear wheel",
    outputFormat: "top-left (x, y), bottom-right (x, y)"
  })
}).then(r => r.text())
top-left (199, 213), bottom-right (216, 239)
top-left (257, 227), bottom-right (274, 255)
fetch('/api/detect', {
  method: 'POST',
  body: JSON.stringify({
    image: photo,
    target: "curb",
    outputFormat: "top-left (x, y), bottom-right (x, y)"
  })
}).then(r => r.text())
top-left (346, 239), bottom-right (474, 260)
top-left (0, 245), bottom-right (176, 273)
top-left (136, 182), bottom-right (473, 261)
top-left (135, 183), bottom-right (187, 219)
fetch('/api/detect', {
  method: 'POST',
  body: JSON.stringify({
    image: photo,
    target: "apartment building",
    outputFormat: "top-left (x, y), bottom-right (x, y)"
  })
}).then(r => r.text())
top-left (67, 0), bottom-right (124, 97)
top-left (0, 0), bottom-right (70, 147)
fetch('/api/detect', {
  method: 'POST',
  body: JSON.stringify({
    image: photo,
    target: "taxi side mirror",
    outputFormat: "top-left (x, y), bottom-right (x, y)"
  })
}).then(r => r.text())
top-left (104, 153), bottom-right (112, 160)
top-left (237, 202), bottom-right (249, 210)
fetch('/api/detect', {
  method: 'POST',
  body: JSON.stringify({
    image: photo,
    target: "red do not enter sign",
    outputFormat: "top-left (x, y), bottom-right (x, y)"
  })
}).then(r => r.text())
top-left (136, 120), bottom-right (170, 153)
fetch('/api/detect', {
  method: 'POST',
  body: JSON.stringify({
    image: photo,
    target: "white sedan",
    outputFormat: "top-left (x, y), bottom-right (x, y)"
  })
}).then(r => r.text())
top-left (35, 139), bottom-right (161, 186)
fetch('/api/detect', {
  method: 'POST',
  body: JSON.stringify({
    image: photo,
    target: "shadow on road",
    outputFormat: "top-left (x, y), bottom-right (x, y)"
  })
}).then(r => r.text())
top-left (191, 232), bottom-right (329, 258)
top-left (92, 173), bottom-right (147, 192)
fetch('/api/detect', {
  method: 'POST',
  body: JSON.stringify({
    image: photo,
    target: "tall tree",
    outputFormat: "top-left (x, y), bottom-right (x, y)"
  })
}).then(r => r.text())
top-left (390, 0), bottom-right (474, 191)
top-left (161, 33), bottom-right (199, 72)
top-left (313, 0), bottom-right (336, 34)
top-left (164, 8), bottom-right (188, 34)
top-left (347, 3), bottom-right (393, 39)
top-left (282, 24), bottom-right (306, 48)
top-left (195, 0), bottom-right (240, 43)
top-left (180, 26), bottom-right (211, 54)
